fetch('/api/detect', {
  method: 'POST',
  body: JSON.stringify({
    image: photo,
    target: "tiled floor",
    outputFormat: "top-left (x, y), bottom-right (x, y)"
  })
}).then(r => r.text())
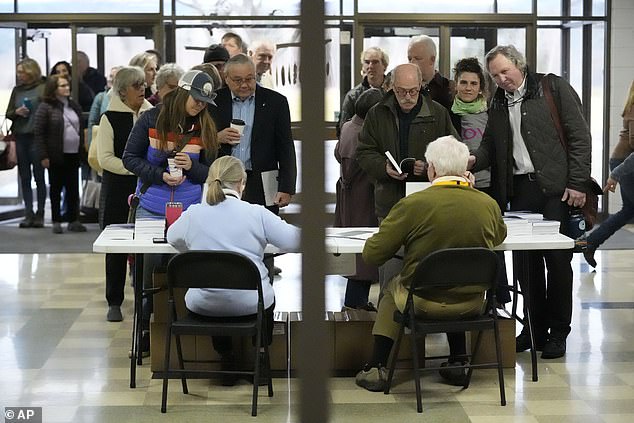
top-left (1, 243), bottom-right (633, 422)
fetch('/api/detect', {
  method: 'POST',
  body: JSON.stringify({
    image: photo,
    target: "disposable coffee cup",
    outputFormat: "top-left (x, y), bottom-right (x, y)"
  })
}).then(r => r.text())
top-left (167, 157), bottom-right (182, 177)
top-left (230, 119), bottom-right (246, 136)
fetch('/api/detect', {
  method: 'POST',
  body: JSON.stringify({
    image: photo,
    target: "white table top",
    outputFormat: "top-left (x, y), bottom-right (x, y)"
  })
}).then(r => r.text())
top-left (93, 224), bottom-right (574, 255)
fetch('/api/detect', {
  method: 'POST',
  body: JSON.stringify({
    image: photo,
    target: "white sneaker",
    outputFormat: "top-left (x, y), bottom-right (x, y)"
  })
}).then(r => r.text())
top-left (355, 366), bottom-right (387, 392)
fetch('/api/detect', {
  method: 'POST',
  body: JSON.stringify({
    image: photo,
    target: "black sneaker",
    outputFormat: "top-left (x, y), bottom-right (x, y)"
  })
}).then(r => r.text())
top-left (32, 212), bottom-right (44, 228)
top-left (106, 305), bottom-right (123, 322)
top-left (439, 361), bottom-right (468, 386)
top-left (67, 221), bottom-right (87, 232)
top-left (19, 215), bottom-right (34, 228)
top-left (220, 353), bottom-right (238, 386)
top-left (516, 331), bottom-right (547, 352)
top-left (541, 336), bottom-right (566, 359)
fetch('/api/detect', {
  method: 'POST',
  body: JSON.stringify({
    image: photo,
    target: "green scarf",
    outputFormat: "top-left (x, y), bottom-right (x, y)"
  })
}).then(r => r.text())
top-left (451, 96), bottom-right (488, 116)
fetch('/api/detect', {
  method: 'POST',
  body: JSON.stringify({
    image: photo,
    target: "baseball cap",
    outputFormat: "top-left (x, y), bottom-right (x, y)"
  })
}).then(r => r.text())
top-left (178, 70), bottom-right (216, 103)
top-left (203, 44), bottom-right (230, 64)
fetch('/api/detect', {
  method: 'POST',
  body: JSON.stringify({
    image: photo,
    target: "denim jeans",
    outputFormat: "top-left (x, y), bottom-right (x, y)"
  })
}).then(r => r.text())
top-left (15, 133), bottom-right (46, 215)
top-left (586, 158), bottom-right (634, 249)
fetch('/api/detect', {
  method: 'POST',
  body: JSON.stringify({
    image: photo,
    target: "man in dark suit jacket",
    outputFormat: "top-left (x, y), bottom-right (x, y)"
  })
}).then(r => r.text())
top-left (209, 53), bottom-right (297, 214)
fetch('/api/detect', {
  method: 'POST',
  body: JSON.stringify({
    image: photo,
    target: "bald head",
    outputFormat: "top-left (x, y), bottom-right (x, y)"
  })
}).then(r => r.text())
top-left (392, 64), bottom-right (423, 112)
top-left (393, 63), bottom-right (422, 87)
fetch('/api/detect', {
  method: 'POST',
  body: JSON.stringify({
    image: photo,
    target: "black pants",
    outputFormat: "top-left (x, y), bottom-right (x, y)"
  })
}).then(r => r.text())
top-left (188, 303), bottom-right (276, 355)
top-left (511, 174), bottom-right (573, 338)
top-left (105, 253), bottom-right (127, 306)
top-left (48, 153), bottom-right (80, 222)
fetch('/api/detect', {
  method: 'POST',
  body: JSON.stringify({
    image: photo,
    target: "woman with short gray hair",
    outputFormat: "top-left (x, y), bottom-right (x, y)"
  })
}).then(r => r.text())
top-left (95, 65), bottom-right (154, 322)
top-left (148, 63), bottom-right (184, 106)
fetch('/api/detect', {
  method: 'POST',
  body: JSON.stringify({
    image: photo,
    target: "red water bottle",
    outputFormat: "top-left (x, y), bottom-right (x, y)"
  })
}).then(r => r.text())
top-left (165, 202), bottom-right (183, 235)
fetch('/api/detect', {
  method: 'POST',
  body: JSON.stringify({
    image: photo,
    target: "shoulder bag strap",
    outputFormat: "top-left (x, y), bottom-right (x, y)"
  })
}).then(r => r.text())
top-left (542, 74), bottom-right (568, 152)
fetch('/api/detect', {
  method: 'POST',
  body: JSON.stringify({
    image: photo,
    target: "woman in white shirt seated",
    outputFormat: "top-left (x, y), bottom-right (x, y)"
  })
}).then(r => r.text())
top-left (167, 155), bottom-right (300, 369)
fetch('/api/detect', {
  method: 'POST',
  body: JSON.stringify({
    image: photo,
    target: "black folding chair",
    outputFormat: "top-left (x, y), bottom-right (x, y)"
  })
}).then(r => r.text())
top-left (160, 251), bottom-right (273, 417)
top-left (384, 247), bottom-right (506, 413)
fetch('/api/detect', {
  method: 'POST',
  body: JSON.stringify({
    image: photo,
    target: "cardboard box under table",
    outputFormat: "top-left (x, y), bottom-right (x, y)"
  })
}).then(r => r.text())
top-left (289, 311), bottom-right (336, 372)
top-left (470, 316), bottom-right (516, 369)
top-left (333, 309), bottom-right (426, 372)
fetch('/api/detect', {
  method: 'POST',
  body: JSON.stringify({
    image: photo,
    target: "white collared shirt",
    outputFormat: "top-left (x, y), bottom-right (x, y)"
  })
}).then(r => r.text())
top-left (506, 77), bottom-right (535, 174)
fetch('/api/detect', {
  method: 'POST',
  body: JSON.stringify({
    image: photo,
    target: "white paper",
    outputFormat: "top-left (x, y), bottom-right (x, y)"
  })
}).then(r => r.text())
top-left (261, 170), bottom-right (279, 207)
top-left (405, 182), bottom-right (431, 196)
top-left (384, 151), bottom-right (402, 174)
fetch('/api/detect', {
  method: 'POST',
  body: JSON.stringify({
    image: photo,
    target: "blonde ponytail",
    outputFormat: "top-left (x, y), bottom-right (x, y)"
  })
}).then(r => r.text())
top-left (205, 156), bottom-right (246, 205)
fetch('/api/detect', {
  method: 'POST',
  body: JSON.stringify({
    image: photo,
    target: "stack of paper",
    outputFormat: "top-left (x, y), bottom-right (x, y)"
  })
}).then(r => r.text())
top-left (103, 223), bottom-right (134, 241)
top-left (504, 211), bottom-right (544, 221)
top-left (503, 216), bottom-right (532, 236)
top-left (134, 218), bottom-right (165, 240)
top-left (503, 211), bottom-right (561, 236)
top-left (531, 220), bottom-right (561, 235)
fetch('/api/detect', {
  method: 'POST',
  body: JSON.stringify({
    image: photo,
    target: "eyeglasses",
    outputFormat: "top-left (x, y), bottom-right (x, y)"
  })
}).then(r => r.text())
top-left (229, 76), bottom-right (256, 86)
top-left (131, 81), bottom-right (147, 90)
top-left (394, 87), bottom-right (420, 97)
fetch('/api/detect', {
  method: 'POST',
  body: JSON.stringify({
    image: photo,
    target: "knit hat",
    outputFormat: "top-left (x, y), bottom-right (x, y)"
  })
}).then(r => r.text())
top-left (178, 70), bottom-right (216, 103)
top-left (203, 44), bottom-right (230, 64)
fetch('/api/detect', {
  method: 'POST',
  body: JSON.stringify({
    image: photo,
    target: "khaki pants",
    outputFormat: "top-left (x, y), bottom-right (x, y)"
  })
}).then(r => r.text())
top-left (372, 274), bottom-right (486, 340)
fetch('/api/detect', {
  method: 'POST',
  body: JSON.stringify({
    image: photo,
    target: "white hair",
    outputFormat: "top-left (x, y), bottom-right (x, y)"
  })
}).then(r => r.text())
top-left (361, 46), bottom-right (389, 68)
top-left (408, 35), bottom-right (437, 58)
top-left (112, 66), bottom-right (145, 101)
top-left (155, 63), bottom-right (184, 89)
top-left (250, 40), bottom-right (276, 54)
top-left (424, 136), bottom-right (469, 177)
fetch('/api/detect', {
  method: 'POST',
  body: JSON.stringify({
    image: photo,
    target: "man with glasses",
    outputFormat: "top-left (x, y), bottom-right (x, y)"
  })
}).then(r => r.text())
top-left (357, 63), bottom-right (459, 292)
top-left (210, 53), bottom-right (296, 213)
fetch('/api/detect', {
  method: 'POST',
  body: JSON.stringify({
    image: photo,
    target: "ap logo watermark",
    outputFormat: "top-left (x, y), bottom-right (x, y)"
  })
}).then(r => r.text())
top-left (4, 407), bottom-right (42, 423)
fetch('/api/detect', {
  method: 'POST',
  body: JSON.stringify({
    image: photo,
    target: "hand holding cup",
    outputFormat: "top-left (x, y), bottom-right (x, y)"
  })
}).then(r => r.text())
top-left (230, 119), bottom-right (246, 141)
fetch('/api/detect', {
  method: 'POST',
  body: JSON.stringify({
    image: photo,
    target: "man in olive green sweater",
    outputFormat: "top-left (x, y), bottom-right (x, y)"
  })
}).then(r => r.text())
top-left (356, 135), bottom-right (507, 392)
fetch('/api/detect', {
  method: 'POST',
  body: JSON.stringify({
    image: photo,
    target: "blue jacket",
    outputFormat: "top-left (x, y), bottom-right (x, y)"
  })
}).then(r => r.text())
top-left (122, 106), bottom-right (213, 215)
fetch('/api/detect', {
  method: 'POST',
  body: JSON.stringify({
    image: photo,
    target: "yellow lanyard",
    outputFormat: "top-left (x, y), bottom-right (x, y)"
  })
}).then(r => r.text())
top-left (432, 180), bottom-right (471, 187)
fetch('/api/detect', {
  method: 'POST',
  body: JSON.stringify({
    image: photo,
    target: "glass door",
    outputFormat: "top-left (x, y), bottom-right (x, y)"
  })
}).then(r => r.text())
top-left (358, 23), bottom-right (528, 82)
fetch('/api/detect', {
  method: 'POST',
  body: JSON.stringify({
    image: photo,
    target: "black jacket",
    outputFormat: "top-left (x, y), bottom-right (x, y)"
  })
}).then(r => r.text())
top-left (473, 71), bottom-right (592, 211)
top-left (209, 85), bottom-right (297, 196)
top-left (33, 98), bottom-right (86, 166)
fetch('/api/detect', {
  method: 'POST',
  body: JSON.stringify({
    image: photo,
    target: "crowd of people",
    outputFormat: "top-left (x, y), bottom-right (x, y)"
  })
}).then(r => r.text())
top-left (6, 31), bottom-right (630, 392)
top-left (333, 37), bottom-right (603, 391)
